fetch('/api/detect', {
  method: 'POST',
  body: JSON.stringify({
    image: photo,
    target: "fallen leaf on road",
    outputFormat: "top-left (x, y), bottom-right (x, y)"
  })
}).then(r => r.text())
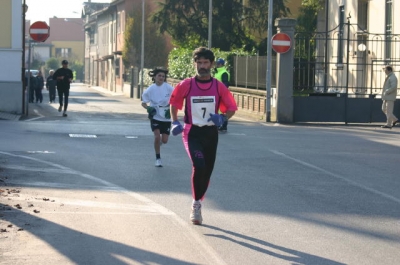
top-left (14, 204), bottom-right (22, 209)
top-left (33, 209), bottom-right (40, 213)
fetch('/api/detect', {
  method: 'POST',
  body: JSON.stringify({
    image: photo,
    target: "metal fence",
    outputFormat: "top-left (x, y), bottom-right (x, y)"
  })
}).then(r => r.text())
top-left (232, 55), bottom-right (276, 90)
top-left (294, 22), bottom-right (400, 96)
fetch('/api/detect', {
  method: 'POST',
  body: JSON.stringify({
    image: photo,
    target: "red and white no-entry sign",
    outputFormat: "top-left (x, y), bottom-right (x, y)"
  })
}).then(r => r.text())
top-left (271, 33), bottom-right (292, 53)
top-left (29, 21), bottom-right (50, 42)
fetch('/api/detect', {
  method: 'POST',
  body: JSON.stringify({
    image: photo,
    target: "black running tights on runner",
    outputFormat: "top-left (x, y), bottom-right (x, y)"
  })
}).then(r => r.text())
top-left (57, 88), bottom-right (70, 111)
top-left (186, 125), bottom-right (219, 201)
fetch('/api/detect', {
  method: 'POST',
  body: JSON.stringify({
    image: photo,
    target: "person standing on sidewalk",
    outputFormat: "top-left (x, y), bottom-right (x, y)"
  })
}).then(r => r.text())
top-left (214, 58), bottom-right (230, 133)
top-left (381, 65), bottom-right (398, 128)
top-left (46, 70), bottom-right (56, 103)
top-left (53, 60), bottom-right (73, 117)
top-left (27, 71), bottom-right (37, 103)
top-left (169, 47), bottom-right (237, 225)
top-left (141, 67), bottom-right (174, 167)
top-left (35, 71), bottom-right (44, 103)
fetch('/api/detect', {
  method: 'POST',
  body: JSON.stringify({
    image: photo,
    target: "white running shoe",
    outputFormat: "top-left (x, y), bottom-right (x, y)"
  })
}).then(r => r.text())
top-left (190, 202), bottom-right (202, 225)
top-left (155, 159), bottom-right (162, 167)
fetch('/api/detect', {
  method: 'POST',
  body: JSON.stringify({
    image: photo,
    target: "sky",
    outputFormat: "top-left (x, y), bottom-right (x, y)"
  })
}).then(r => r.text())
top-left (25, 0), bottom-right (111, 23)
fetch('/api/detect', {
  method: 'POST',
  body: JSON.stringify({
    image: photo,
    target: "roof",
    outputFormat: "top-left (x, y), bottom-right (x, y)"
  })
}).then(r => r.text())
top-left (82, 2), bottom-right (111, 16)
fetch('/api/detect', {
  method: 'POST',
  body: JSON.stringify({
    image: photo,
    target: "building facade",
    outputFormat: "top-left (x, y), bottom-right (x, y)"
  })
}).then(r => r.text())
top-left (0, 0), bottom-right (24, 114)
top-left (312, 0), bottom-right (400, 94)
top-left (83, 0), bottom-right (173, 95)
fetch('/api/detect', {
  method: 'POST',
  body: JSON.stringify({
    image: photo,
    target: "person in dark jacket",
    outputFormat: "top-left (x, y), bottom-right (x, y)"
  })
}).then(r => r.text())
top-left (35, 71), bottom-right (44, 103)
top-left (53, 60), bottom-right (73, 117)
top-left (27, 71), bottom-right (37, 103)
top-left (46, 70), bottom-right (56, 103)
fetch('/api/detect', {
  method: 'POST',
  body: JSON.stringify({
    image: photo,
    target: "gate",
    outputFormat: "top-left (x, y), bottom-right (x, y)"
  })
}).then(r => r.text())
top-left (293, 20), bottom-right (400, 123)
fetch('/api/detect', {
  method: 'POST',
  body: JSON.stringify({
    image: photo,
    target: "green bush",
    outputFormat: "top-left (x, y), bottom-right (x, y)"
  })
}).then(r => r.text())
top-left (167, 47), bottom-right (254, 80)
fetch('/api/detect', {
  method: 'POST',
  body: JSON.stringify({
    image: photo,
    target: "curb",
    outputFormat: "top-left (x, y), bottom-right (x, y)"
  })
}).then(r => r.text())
top-left (0, 112), bottom-right (21, 121)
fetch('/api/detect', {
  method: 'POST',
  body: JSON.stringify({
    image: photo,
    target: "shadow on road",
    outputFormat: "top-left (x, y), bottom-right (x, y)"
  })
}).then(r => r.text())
top-left (0, 203), bottom-right (199, 265)
top-left (202, 224), bottom-right (346, 265)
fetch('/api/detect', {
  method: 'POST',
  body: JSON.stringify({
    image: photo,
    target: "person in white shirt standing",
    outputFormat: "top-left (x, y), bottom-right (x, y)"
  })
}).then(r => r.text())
top-left (141, 68), bottom-right (174, 167)
top-left (381, 65), bottom-right (399, 129)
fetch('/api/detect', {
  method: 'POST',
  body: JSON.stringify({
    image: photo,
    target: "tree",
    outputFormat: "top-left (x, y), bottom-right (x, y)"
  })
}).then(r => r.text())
top-left (123, 1), bottom-right (170, 69)
top-left (46, 57), bottom-right (60, 71)
top-left (296, 0), bottom-right (323, 33)
top-left (151, 0), bottom-right (289, 53)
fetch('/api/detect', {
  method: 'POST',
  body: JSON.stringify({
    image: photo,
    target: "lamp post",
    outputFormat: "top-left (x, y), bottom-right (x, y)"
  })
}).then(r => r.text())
top-left (140, 0), bottom-right (144, 98)
top-left (265, 0), bottom-right (273, 122)
top-left (22, 1), bottom-right (28, 115)
top-left (208, 0), bottom-right (212, 48)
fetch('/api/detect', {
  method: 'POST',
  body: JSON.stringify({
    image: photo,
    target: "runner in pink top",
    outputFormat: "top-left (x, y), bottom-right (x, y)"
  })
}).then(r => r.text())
top-left (170, 47), bottom-right (237, 225)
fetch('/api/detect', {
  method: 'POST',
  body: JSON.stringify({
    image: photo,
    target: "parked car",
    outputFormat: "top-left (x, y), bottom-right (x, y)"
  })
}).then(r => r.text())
top-left (25, 69), bottom-right (39, 77)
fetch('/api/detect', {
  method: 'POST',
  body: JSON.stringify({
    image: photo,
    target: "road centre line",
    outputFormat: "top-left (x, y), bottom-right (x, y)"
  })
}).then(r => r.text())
top-left (0, 151), bottom-right (228, 265)
top-left (270, 149), bottom-right (400, 204)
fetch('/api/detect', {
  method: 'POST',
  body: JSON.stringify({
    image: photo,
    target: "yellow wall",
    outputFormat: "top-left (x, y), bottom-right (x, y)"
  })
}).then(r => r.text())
top-left (51, 41), bottom-right (84, 62)
top-left (0, 0), bottom-right (12, 48)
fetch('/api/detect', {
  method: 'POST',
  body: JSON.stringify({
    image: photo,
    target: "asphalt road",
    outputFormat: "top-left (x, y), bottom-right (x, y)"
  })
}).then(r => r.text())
top-left (1, 83), bottom-right (399, 265)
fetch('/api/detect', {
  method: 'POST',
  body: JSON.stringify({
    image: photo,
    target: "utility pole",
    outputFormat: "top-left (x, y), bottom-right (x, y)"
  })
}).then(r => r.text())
top-left (265, 0), bottom-right (273, 122)
top-left (140, 0), bottom-right (145, 98)
top-left (208, 0), bottom-right (212, 48)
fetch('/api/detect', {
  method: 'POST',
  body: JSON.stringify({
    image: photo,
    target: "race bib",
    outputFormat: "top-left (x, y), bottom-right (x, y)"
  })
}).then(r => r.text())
top-left (190, 96), bottom-right (216, 126)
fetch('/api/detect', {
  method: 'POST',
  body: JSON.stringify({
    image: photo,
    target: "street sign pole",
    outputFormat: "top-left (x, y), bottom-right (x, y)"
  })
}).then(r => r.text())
top-left (25, 39), bottom-right (32, 116)
top-left (140, 0), bottom-right (144, 100)
top-left (266, 0), bottom-right (273, 122)
top-left (208, 0), bottom-right (212, 49)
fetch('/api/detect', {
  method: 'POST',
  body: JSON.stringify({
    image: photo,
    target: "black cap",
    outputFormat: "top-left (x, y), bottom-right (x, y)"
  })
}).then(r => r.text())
top-left (62, 60), bottom-right (68, 65)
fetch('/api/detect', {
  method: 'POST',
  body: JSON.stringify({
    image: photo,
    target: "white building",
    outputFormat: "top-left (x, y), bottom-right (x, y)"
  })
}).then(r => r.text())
top-left (312, 0), bottom-right (399, 94)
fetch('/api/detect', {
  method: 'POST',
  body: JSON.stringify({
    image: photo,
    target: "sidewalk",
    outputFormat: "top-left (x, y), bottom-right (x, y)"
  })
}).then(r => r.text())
top-left (0, 111), bottom-right (21, 121)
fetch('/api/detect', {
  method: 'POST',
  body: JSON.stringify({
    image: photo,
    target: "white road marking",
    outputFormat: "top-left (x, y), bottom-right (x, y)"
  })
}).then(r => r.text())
top-left (27, 151), bottom-right (55, 154)
top-left (69, 134), bottom-right (97, 138)
top-left (0, 151), bottom-right (228, 265)
top-left (270, 149), bottom-right (400, 204)
top-left (25, 109), bottom-right (45, 122)
top-left (5, 180), bottom-right (121, 190)
top-left (125, 136), bottom-right (138, 138)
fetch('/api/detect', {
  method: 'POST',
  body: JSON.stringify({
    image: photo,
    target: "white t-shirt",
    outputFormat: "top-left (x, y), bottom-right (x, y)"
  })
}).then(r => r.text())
top-left (142, 82), bottom-right (174, 122)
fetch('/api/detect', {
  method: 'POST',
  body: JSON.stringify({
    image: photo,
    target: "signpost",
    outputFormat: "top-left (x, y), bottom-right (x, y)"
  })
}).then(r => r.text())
top-left (271, 33), bottom-right (292, 54)
top-left (25, 21), bottom-right (50, 115)
top-left (29, 21), bottom-right (50, 42)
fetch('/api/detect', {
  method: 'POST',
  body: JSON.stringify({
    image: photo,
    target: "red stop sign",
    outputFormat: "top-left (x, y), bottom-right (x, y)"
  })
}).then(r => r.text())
top-left (271, 33), bottom-right (292, 53)
top-left (29, 21), bottom-right (50, 42)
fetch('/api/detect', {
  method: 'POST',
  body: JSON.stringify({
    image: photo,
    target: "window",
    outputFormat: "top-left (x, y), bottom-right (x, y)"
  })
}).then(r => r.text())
top-left (55, 48), bottom-right (71, 57)
top-left (121, 11), bottom-right (125, 32)
top-left (117, 12), bottom-right (121, 33)
top-left (357, 0), bottom-right (368, 31)
top-left (109, 23), bottom-right (114, 43)
top-left (337, 5), bottom-right (345, 66)
top-left (115, 58), bottom-right (120, 77)
top-left (385, 0), bottom-right (393, 60)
